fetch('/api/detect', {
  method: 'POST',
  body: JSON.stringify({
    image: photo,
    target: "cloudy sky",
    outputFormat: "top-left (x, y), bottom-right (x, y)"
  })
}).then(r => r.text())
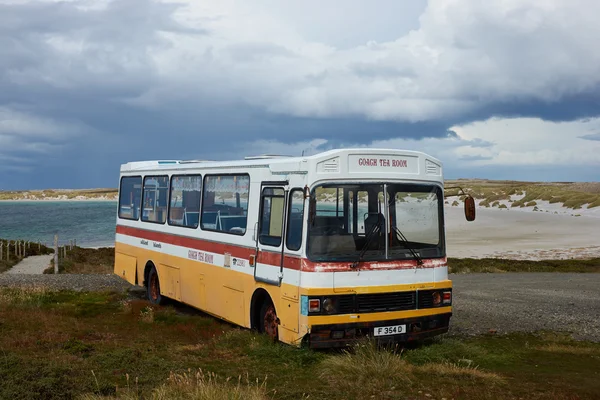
top-left (1, 0), bottom-right (600, 190)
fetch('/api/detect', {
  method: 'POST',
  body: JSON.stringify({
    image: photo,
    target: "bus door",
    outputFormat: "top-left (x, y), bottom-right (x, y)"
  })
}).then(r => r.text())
top-left (253, 183), bottom-right (289, 286)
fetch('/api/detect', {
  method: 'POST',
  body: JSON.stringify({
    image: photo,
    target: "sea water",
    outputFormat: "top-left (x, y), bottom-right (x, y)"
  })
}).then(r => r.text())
top-left (0, 201), bottom-right (117, 248)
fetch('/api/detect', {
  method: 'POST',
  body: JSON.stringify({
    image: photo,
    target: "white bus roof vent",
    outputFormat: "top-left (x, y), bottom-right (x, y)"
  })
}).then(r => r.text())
top-left (179, 159), bottom-right (214, 164)
top-left (244, 154), bottom-right (293, 160)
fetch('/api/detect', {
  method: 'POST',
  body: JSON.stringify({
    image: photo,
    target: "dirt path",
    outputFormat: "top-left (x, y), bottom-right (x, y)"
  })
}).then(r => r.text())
top-left (4, 255), bottom-right (53, 274)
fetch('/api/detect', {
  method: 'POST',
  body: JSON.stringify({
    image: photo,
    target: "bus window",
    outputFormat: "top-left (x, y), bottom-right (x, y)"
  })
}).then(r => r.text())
top-left (169, 175), bottom-right (202, 228)
top-left (118, 176), bottom-right (142, 220)
top-left (259, 188), bottom-right (285, 247)
top-left (286, 189), bottom-right (305, 251)
top-left (141, 176), bottom-right (169, 224)
top-left (201, 174), bottom-right (250, 235)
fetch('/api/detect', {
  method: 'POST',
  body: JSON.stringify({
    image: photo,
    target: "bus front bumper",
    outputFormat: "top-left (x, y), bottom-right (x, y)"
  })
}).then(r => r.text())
top-left (307, 313), bottom-right (451, 349)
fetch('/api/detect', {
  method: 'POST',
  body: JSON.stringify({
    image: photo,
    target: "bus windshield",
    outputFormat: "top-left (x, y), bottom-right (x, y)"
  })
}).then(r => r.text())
top-left (307, 183), bottom-right (445, 262)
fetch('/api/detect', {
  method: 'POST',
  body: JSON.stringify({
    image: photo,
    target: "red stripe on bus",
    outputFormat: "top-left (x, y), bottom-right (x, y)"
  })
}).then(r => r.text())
top-left (115, 225), bottom-right (445, 273)
top-left (116, 225), bottom-right (302, 271)
top-left (300, 258), bottom-right (445, 272)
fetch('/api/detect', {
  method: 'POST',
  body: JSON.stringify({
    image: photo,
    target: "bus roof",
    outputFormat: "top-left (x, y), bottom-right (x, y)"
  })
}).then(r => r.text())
top-left (120, 148), bottom-right (443, 182)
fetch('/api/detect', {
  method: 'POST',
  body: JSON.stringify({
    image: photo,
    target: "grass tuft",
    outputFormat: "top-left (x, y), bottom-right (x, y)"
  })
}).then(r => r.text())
top-left (81, 369), bottom-right (271, 400)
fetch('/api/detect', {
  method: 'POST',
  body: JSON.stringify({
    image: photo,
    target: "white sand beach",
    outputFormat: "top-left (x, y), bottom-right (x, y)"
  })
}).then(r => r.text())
top-left (445, 205), bottom-right (600, 260)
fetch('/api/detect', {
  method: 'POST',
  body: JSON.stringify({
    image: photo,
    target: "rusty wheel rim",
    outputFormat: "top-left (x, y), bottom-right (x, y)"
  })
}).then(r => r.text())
top-left (263, 305), bottom-right (278, 340)
top-left (149, 273), bottom-right (159, 301)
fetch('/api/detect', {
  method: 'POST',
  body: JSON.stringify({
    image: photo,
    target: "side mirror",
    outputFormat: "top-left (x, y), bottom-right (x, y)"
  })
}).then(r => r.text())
top-left (464, 195), bottom-right (476, 221)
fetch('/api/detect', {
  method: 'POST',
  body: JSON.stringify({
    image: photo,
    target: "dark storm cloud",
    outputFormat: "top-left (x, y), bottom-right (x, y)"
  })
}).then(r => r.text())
top-left (1, 0), bottom-right (600, 189)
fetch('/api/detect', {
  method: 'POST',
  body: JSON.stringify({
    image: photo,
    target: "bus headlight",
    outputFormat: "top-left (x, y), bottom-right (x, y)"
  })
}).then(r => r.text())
top-left (322, 298), bottom-right (337, 314)
top-left (432, 291), bottom-right (442, 306)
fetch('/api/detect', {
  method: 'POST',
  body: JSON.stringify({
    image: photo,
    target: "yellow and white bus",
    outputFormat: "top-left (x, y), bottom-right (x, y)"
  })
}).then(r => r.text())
top-left (114, 148), bottom-right (473, 348)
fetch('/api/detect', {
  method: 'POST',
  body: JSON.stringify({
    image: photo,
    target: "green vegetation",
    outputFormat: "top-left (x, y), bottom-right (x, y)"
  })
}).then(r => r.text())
top-left (0, 239), bottom-right (53, 273)
top-left (0, 287), bottom-right (599, 399)
top-left (445, 180), bottom-right (600, 210)
top-left (45, 246), bottom-right (115, 274)
top-left (448, 257), bottom-right (600, 273)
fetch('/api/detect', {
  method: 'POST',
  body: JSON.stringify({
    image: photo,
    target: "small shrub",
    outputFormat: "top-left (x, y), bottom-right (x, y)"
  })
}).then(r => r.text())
top-left (139, 306), bottom-right (155, 323)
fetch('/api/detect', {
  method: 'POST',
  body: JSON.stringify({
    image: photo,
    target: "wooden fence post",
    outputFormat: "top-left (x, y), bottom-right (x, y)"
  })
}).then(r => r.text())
top-left (74, 239), bottom-right (77, 248)
top-left (0, 243), bottom-right (3, 261)
top-left (54, 235), bottom-right (59, 273)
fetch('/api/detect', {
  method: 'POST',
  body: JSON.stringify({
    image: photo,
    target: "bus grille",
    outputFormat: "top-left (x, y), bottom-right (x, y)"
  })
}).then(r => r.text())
top-left (324, 290), bottom-right (451, 315)
top-left (335, 292), bottom-right (416, 314)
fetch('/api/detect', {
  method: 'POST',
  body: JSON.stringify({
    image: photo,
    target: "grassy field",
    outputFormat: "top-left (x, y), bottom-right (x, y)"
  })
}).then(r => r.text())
top-left (0, 287), bottom-right (598, 400)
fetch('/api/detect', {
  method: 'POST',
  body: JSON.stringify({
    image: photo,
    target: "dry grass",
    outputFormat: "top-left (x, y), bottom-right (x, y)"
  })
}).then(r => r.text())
top-left (444, 180), bottom-right (600, 210)
top-left (81, 369), bottom-right (270, 400)
top-left (534, 344), bottom-right (600, 356)
top-left (320, 340), bottom-right (505, 398)
top-left (2, 287), bottom-right (600, 399)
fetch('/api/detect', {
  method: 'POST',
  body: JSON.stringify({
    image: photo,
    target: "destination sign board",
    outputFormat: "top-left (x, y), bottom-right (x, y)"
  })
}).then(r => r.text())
top-left (348, 154), bottom-right (419, 174)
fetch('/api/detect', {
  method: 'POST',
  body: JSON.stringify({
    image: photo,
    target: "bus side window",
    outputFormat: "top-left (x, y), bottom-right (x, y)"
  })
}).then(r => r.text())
top-left (259, 188), bottom-right (285, 247)
top-left (168, 175), bottom-right (202, 228)
top-left (119, 176), bottom-right (142, 220)
top-left (201, 174), bottom-right (250, 235)
top-left (286, 189), bottom-right (305, 251)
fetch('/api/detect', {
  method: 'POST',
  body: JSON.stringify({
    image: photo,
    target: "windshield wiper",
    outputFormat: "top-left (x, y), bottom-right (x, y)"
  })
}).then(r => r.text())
top-left (391, 226), bottom-right (424, 266)
top-left (351, 216), bottom-right (382, 269)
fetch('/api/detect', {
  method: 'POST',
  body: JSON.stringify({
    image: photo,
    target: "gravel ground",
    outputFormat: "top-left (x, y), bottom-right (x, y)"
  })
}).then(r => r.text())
top-left (449, 273), bottom-right (600, 342)
top-left (0, 272), bottom-right (598, 342)
top-left (0, 274), bottom-right (132, 292)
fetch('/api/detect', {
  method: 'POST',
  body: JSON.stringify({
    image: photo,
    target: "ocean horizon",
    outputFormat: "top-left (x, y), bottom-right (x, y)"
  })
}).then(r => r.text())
top-left (0, 201), bottom-right (117, 248)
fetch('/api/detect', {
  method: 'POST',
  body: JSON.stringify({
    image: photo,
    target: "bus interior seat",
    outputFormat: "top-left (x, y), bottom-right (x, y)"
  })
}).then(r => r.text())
top-left (184, 211), bottom-right (200, 227)
top-left (218, 216), bottom-right (247, 232)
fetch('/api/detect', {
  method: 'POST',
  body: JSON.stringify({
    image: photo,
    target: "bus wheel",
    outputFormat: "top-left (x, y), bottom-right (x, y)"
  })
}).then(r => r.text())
top-left (260, 301), bottom-right (279, 342)
top-left (147, 266), bottom-right (166, 305)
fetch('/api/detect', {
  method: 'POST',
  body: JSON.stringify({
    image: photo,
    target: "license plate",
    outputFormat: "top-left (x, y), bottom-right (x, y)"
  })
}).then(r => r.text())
top-left (374, 324), bottom-right (406, 337)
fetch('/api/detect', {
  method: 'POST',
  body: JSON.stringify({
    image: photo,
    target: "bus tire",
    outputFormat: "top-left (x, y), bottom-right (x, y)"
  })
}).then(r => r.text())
top-left (147, 265), bottom-right (167, 305)
top-left (259, 300), bottom-right (279, 342)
